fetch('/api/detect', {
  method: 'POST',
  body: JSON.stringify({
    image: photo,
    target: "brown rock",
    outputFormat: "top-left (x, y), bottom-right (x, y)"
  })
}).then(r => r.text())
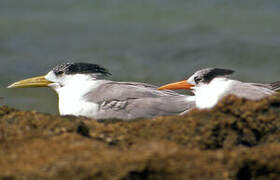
top-left (0, 94), bottom-right (280, 179)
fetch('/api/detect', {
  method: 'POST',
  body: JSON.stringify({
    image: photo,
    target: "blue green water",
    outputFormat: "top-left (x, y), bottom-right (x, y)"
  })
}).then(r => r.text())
top-left (0, 0), bottom-right (280, 114)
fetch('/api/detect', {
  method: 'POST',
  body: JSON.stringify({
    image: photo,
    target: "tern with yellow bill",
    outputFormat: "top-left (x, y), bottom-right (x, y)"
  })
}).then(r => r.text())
top-left (8, 62), bottom-right (195, 120)
top-left (158, 68), bottom-right (280, 109)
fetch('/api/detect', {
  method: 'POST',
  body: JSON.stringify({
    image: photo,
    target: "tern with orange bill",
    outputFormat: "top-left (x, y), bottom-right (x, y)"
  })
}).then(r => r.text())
top-left (158, 68), bottom-right (280, 109)
top-left (8, 62), bottom-right (195, 120)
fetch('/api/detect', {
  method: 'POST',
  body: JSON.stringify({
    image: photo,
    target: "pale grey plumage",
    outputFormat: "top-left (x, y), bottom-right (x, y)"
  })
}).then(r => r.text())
top-left (247, 81), bottom-right (280, 92)
top-left (223, 80), bottom-right (276, 100)
top-left (271, 81), bottom-right (280, 92)
top-left (83, 81), bottom-right (194, 120)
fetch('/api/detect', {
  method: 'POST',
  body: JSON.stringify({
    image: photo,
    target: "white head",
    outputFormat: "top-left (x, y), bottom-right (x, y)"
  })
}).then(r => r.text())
top-left (8, 62), bottom-right (111, 92)
top-left (158, 68), bottom-right (235, 93)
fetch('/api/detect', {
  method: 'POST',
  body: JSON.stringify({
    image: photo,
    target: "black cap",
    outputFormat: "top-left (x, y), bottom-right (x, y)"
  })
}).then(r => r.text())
top-left (52, 62), bottom-right (111, 76)
top-left (191, 68), bottom-right (234, 84)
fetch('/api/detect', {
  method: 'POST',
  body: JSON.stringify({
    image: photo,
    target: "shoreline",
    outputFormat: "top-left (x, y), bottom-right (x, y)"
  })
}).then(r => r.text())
top-left (1, 94), bottom-right (280, 179)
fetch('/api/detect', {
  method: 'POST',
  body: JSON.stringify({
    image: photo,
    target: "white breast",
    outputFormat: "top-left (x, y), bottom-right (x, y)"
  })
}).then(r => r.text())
top-left (54, 78), bottom-right (105, 118)
top-left (194, 78), bottom-right (233, 109)
top-left (57, 88), bottom-right (99, 118)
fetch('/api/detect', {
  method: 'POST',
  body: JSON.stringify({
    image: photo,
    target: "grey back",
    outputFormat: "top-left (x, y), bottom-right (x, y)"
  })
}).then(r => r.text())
top-left (83, 81), bottom-right (194, 120)
top-left (226, 80), bottom-right (276, 100)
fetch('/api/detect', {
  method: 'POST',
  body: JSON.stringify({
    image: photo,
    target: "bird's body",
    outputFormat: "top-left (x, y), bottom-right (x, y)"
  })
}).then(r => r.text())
top-left (193, 77), bottom-right (275, 109)
top-left (158, 68), bottom-right (279, 109)
top-left (8, 62), bottom-right (194, 120)
top-left (55, 79), bottom-right (193, 119)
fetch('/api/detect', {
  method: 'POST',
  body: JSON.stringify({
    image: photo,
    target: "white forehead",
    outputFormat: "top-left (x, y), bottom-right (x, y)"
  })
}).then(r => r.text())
top-left (186, 70), bottom-right (204, 83)
top-left (45, 70), bottom-right (94, 83)
top-left (186, 73), bottom-right (196, 83)
top-left (45, 71), bottom-right (57, 81)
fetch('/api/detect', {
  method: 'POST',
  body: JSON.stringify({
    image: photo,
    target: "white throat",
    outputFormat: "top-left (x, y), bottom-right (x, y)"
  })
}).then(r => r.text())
top-left (192, 77), bottom-right (233, 109)
top-left (46, 72), bottom-right (105, 117)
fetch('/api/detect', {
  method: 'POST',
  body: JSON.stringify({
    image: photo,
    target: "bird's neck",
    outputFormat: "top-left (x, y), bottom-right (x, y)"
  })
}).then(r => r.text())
top-left (52, 79), bottom-right (109, 117)
top-left (55, 80), bottom-right (104, 96)
top-left (194, 77), bottom-right (233, 109)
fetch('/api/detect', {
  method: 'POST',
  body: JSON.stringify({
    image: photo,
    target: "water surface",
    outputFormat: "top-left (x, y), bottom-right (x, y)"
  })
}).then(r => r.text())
top-left (1, 0), bottom-right (280, 114)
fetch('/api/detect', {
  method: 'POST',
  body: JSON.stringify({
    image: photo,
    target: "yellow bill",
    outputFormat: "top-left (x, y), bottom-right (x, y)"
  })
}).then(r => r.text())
top-left (7, 76), bottom-right (52, 88)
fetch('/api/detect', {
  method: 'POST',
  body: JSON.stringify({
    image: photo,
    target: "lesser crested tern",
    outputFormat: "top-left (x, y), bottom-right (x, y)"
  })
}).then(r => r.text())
top-left (158, 68), bottom-right (280, 109)
top-left (8, 62), bottom-right (195, 120)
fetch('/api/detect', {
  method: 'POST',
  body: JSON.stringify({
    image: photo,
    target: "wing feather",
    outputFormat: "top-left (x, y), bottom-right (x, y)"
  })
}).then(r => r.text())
top-left (227, 81), bottom-right (275, 100)
top-left (83, 81), bottom-right (194, 120)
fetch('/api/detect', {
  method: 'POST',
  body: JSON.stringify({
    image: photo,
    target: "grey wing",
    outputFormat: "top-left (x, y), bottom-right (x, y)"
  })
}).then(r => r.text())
top-left (249, 83), bottom-right (273, 89)
top-left (110, 81), bottom-right (184, 96)
top-left (125, 96), bottom-right (195, 118)
top-left (269, 81), bottom-right (280, 91)
top-left (248, 81), bottom-right (280, 92)
top-left (116, 81), bottom-right (159, 89)
top-left (94, 96), bottom-right (194, 120)
top-left (227, 81), bottom-right (275, 100)
top-left (84, 81), bottom-right (185, 102)
top-left (83, 81), bottom-right (194, 120)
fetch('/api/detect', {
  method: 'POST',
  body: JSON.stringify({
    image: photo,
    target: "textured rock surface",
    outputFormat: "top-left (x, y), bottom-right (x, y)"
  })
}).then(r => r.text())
top-left (1, 94), bottom-right (280, 180)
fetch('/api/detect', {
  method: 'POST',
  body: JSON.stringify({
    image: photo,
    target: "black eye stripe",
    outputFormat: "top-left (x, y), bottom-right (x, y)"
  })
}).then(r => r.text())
top-left (194, 76), bottom-right (202, 83)
top-left (55, 71), bottom-right (63, 75)
top-left (191, 68), bottom-right (234, 84)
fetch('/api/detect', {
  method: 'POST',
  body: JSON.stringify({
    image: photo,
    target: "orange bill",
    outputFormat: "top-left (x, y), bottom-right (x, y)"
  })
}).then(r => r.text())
top-left (158, 80), bottom-right (194, 90)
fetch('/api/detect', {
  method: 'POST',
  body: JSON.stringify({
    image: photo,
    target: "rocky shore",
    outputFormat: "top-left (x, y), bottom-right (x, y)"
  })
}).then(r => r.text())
top-left (1, 94), bottom-right (280, 180)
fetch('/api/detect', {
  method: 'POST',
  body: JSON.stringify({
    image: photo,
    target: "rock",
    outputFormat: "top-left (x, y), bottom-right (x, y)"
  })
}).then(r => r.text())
top-left (0, 94), bottom-right (280, 179)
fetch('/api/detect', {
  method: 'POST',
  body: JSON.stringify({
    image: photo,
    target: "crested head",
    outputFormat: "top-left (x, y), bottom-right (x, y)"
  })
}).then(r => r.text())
top-left (52, 62), bottom-right (111, 77)
top-left (187, 68), bottom-right (235, 85)
top-left (7, 62), bottom-right (111, 95)
top-left (41, 62), bottom-right (112, 91)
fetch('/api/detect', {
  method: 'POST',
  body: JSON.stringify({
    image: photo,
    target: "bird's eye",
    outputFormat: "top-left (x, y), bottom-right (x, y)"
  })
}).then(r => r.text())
top-left (194, 76), bottom-right (202, 84)
top-left (56, 71), bottom-right (64, 75)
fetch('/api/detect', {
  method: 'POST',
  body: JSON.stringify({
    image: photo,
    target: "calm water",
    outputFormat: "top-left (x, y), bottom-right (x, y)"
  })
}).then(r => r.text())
top-left (0, 0), bottom-right (280, 114)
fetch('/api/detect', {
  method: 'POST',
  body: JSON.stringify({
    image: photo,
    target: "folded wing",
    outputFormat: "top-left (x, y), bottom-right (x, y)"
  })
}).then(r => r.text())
top-left (227, 81), bottom-right (276, 100)
top-left (83, 81), bottom-right (194, 120)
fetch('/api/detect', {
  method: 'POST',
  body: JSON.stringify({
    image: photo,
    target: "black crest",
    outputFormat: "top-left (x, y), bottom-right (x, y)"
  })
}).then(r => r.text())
top-left (193, 68), bottom-right (234, 83)
top-left (52, 62), bottom-right (111, 76)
